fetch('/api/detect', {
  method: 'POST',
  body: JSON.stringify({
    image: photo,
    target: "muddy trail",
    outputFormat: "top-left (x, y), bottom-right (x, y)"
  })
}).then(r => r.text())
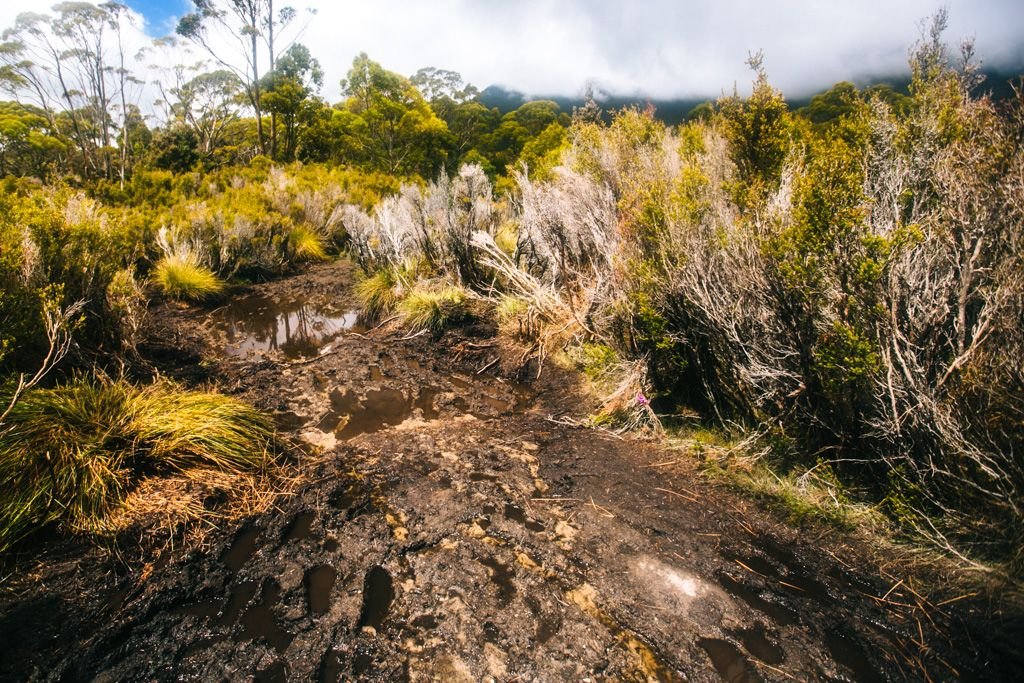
top-left (2, 261), bottom-right (1021, 682)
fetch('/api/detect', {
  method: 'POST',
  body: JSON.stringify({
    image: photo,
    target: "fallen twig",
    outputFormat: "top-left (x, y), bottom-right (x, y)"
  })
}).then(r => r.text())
top-left (588, 496), bottom-right (615, 518)
top-left (642, 459), bottom-right (682, 468)
top-left (399, 329), bottom-right (429, 341)
top-left (476, 357), bottom-right (499, 375)
top-left (654, 487), bottom-right (699, 504)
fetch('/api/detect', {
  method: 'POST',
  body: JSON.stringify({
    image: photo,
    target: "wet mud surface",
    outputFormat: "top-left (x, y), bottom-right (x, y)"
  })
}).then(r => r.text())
top-left (1, 260), bottom-right (1021, 681)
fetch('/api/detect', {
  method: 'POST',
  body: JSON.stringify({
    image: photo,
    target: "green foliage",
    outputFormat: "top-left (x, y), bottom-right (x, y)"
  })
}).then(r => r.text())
top-left (337, 53), bottom-right (450, 177)
top-left (0, 376), bottom-right (273, 550)
top-left (717, 60), bottom-right (793, 206)
top-left (153, 255), bottom-right (224, 301)
top-left (0, 101), bottom-right (65, 179)
top-left (0, 188), bottom-right (146, 368)
top-left (398, 284), bottom-right (470, 333)
top-left (571, 342), bottom-right (619, 384)
top-left (477, 100), bottom-right (570, 178)
top-left (517, 122), bottom-right (567, 180)
top-left (495, 295), bottom-right (527, 324)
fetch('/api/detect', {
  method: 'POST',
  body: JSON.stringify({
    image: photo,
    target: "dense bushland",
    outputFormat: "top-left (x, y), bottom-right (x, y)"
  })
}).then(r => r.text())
top-left (0, 3), bottom-right (1019, 575)
top-left (344, 23), bottom-right (1024, 573)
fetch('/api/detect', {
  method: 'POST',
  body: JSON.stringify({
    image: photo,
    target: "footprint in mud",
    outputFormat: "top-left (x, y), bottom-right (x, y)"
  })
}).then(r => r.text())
top-left (699, 638), bottom-right (762, 683)
top-left (715, 571), bottom-right (799, 626)
top-left (730, 625), bottom-right (785, 665)
top-left (478, 556), bottom-right (516, 606)
top-left (223, 526), bottom-right (261, 573)
top-left (825, 627), bottom-right (884, 683)
top-left (319, 650), bottom-right (344, 683)
top-left (504, 503), bottom-right (545, 532)
top-left (281, 511), bottom-right (316, 543)
top-left (240, 579), bottom-right (293, 654)
top-left (357, 566), bottom-right (394, 631)
top-left (306, 566), bottom-right (337, 616)
top-left (215, 581), bottom-right (260, 628)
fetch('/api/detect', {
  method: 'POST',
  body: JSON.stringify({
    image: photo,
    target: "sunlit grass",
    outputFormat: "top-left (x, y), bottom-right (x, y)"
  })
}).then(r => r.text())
top-left (0, 376), bottom-right (273, 551)
top-left (355, 267), bottom-right (401, 318)
top-left (398, 284), bottom-right (470, 333)
top-left (152, 254), bottom-right (224, 301)
top-left (289, 225), bottom-right (327, 262)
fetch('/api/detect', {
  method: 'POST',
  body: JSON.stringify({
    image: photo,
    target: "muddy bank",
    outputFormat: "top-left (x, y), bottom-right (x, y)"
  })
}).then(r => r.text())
top-left (1, 260), bottom-right (1021, 682)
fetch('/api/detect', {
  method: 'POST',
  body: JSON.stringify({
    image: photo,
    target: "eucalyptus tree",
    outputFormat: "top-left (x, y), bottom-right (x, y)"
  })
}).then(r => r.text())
top-left (339, 53), bottom-right (449, 177)
top-left (176, 0), bottom-right (312, 156)
top-left (0, 2), bottom-right (145, 181)
top-left (175, 69), bottom-right (244, 157)
top-left (260, 43), bottom-right (321, 161)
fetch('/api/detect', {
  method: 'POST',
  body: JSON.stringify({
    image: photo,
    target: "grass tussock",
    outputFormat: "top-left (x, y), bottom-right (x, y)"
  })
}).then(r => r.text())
top-left (667, 426), bottom-right (885, 532)
top-left (398, 284), bottom-right (470, 333)
top-left (355, 268), bottom-right (401, 319)
top-left (289, 225), bottom-right (328, 262)
top-left (0, 376), bottom-right (273, 551)
top-left (153, 254), bottom-right (224, 301)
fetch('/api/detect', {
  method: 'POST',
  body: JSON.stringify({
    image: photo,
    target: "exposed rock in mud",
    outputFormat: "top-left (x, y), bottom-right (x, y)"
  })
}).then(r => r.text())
top-left (1, 261), bottom-right (1020, 682)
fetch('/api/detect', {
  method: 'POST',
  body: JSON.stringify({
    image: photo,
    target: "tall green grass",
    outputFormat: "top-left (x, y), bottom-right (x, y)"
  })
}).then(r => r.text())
top-left (355, 267), bottom-right (401, 318)
top-left (0, 376), bottom-right (273, 551)
top-left (399, 285), bottom-right (470, 333)
top-left (288, 225), bottom-right (328, 262)
top-left (152, 254), bottom-right (224, 301)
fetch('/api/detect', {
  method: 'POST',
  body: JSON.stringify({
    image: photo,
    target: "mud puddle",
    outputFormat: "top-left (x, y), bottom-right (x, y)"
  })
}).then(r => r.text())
top-left (312, 375), bottom-right (530, 441)
top-left (210, 293), bottom-right (365, 359)
top-left (7, 260), bottom-right (1018, 682)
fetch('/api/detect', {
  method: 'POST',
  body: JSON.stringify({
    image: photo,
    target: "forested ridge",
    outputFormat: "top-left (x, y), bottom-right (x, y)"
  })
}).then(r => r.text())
top-left (1, 0), bottom-right (1022, 585)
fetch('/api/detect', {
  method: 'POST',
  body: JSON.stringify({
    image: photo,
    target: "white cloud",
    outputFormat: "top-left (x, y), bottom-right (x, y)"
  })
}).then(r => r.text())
top-left (299, 0), bottom-right (1024, 100)
top-left (1, 0), bottom-right (1021, 114)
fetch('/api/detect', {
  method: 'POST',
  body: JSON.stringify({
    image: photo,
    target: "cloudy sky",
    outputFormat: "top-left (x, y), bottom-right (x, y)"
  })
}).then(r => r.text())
top-left (2, 0), bottom-right (1022, 102)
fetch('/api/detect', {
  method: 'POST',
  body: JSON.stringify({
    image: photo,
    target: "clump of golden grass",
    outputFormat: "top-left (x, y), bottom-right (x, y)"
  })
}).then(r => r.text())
top-left (0, 376), bottom-right (273, 551)
top-left (289, 225), bottom-right (328, 262)
top-left (355, 267), bottom-right (401, 319)
top-left (152, 254), bottom-right (224, 301)
top-left (398, 284), bottom-right (470, 333)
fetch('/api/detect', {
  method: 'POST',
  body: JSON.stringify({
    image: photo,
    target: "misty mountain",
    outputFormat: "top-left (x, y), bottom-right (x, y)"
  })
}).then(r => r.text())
top-left (480, 67), bottom-right (1022, 125)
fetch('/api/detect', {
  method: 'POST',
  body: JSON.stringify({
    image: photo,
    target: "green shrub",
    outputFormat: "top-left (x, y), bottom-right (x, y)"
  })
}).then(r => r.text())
top-left (0, 376), bottom-right (273, 550)
top-left (152, 254), bottom-right (224, 301)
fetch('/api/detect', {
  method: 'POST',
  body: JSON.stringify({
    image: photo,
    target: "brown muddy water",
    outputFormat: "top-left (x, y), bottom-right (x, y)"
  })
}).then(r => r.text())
top-left (210, 293), bottom-right (366, 359)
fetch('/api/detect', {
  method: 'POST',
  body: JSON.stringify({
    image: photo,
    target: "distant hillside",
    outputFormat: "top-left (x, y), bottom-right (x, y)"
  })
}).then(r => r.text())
top-left (478, 86), bottom-right (708, 125)
top-left (480, 67), bottom-right (1021, 125)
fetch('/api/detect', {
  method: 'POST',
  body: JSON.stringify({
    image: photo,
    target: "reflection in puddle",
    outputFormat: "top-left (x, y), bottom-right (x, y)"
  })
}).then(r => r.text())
top-left (320, 387), bottom-right (444, 439)
top-left (212, 294), bottom-right (365, 359)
